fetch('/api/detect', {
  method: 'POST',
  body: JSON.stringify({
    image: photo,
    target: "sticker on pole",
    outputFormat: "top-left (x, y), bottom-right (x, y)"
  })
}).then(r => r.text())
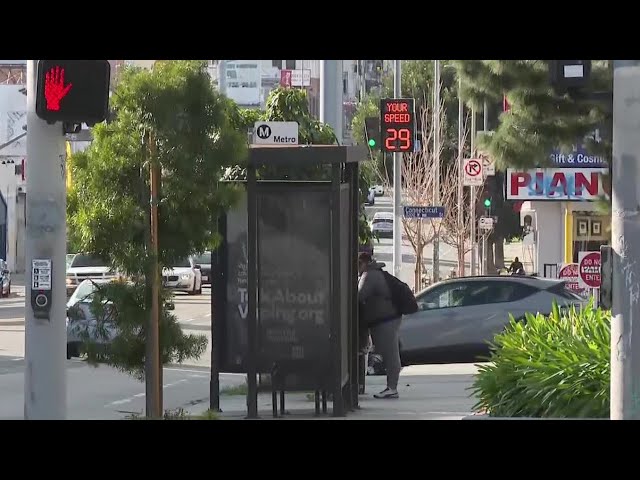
top-left (463, 158), bottom-right (484, 186)
top-left (578, 251), bottom-right (601, 289)
top-left (32, 258), bottom-right (52, 291)
top-left (557, 263), bottom-right (587, 296)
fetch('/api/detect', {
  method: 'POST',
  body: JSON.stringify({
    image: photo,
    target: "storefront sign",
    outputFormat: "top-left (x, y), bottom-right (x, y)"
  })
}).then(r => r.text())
top-left (506, 168), bottom-right (607, 201)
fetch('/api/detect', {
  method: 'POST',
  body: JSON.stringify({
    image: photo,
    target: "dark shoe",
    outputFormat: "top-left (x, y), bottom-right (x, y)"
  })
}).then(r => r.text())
top-left (373, 388), bottom-right (398, 399)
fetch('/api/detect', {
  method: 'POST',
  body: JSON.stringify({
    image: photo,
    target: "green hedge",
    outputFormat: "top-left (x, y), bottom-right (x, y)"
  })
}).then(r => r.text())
top-left (471, 301), bottom-right (611, 418)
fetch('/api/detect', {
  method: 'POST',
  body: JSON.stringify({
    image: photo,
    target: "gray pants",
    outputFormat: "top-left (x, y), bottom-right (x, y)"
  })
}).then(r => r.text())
top-left (370, 317), bottom-right (402, 390)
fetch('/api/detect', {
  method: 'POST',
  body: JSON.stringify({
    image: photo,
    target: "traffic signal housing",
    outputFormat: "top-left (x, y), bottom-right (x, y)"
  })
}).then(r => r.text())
top-left (36, 60), bottom-right (111, 126)
top-left (364, 116), bottom-right (380, 150)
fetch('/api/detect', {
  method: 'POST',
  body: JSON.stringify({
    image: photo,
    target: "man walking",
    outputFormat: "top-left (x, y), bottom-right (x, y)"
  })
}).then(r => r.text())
top-left (357, 252), bottom-right (402, 399)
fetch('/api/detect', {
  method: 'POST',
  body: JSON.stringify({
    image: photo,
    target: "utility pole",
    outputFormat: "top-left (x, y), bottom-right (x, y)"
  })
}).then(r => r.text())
top-left (611, 60), bottom-right (640, 419)
top-left (217, 61), bottom-right (227, 96)
top-left (432, 60), bottom-right (441, 282)
top-left (470, 107), bottom-right (477, 276)
top-left (482, 100), bottom-right (490, 275)
top-left (320, 60), bottom-right (344, 142)
top-left (24, 60), bottom-right (67, 419)
top-left (146, 132), bottom-right (162, 418)
top-left (392, 60), bottom-right (402, 277)
top-left (457, 77), bottom-right (464, 276)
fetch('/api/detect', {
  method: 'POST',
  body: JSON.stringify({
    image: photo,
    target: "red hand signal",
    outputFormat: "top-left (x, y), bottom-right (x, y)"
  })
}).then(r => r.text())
top-left (44, 66), bottom-right (73, 111)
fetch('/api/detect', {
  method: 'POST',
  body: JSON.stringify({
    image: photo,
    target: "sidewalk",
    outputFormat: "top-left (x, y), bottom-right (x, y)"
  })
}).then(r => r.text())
top-left (188, 364), bottom-right (478, 420)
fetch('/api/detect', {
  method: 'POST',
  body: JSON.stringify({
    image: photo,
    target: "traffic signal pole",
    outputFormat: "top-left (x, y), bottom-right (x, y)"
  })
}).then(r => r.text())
top-left (610, 60), bottom-right (640, 419)
top-left (24, 60), bottom-right (67, 419)
top-left (392, 60), bottom-right (402, 277)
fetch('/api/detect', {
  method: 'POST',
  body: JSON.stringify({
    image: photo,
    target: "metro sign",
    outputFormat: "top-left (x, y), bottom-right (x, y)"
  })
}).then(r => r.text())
top-left (506, 168), bottom-right (608, 201)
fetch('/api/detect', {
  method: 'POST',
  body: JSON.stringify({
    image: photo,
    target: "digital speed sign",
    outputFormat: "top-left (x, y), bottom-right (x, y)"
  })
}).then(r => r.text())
top-left (380, 98), bottom-right (415, 153)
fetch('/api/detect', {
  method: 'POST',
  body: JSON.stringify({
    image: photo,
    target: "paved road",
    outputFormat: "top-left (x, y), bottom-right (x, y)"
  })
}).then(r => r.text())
top-left (0, 286), bottom-right (479, 419)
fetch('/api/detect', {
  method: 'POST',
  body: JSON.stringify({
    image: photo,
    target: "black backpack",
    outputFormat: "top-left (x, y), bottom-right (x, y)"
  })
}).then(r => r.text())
top-left (382, 271), bottom-right (419, 315)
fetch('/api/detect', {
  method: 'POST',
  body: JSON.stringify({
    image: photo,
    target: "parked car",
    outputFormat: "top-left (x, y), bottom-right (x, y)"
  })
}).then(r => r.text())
top-left (192, 252), bottom-right (212, 286)
top-left (163, 257), bottom-right (202, 295)
top-left (66, 279), bottom-right (118, 359)
top-left (398, 276), bottom-right (586, 366)
top-left (371, 185), bottom-right (384, 196)
top-left (370, 211), bottom-right (394, 238)
top-left (66, 254), bottom-right (76, 270)
top-left (0, 260), bottom-right (11, 298)
top-left (66, 254), bottom-right (117, 297)
top-left (365, 188), bottom-right (376, 206)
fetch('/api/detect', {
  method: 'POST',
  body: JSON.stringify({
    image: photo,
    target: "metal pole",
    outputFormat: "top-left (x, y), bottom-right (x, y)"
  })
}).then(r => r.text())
top-left (470, 107), bottom-right (477, 276)
top-left (611, 60), bottom-right (640, 419)
top-left (392, 60), bottom-right (402, 277)
top-left (146, 134), bottom-right (162, 418)
top-left (217, 60), bottom-right (227, 96)
top-left (457, 77), bottom-right (464, 276)
top-left (433, 60), bottom-right (441, 283)
top-left (320, 60), bottom-right (344, 142)
top-left (24, 60), bottom-right (67, 419)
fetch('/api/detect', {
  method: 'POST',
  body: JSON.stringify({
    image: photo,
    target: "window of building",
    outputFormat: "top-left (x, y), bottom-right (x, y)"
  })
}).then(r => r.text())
top-left (285, 60), bottom-right (296, 70)
top-left (272, 60), bottom-right (283, 68)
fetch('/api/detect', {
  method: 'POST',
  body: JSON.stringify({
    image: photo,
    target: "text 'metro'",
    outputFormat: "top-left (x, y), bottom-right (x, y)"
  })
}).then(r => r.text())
top-left (380, 98), bottom-right (415, 153)
top-left (35, 60), bottom-right (111, 126)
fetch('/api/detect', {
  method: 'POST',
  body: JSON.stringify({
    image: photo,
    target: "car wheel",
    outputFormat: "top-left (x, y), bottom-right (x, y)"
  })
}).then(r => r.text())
top-left (196, 278), bottom-right (202, 295)
top-left (6, 282), bottom-right (10, 296)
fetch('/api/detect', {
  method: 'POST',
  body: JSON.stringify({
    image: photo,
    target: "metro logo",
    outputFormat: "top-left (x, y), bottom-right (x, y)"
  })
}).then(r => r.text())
top-left (506, 168), bottom-right (608, 201)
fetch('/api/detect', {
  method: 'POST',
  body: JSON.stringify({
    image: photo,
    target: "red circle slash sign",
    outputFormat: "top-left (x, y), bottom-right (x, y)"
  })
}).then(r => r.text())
top-left (465, 159), bottom-right (482, 177)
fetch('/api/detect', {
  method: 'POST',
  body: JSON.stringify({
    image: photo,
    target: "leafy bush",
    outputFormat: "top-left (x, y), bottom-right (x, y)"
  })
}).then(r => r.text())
top-left (71, 280), bottom-right (208, 381)
top-left (471, 301), bottom-right (611, 418)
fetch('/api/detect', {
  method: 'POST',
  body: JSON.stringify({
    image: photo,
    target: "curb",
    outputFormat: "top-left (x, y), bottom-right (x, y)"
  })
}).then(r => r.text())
top-left (462, 414), bottom-right (606, 420)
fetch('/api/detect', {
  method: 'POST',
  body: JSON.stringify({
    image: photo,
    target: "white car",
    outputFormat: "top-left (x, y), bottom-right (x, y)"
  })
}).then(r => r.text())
top-left (372, 185), bottom-right (384, 196)
top-left (66, 279), bottom-right (118, 359)
top-left (370, 211), bottom-right (394, 238)
top-left (66, 254), bottom-right (117, 296)
top-left (163, 257), bottom-right (202, 295)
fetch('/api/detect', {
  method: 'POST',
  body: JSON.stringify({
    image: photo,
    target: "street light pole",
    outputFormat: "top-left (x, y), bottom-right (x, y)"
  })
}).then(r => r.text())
top-left (611, 60), bottom-right (640, 419)
top-left (457, 77), bottom-right (464, 276)
top-left (432, 60), bottom-right (441, 282)
top-left (392, 60), bottom-right (402, 278)
top-left (24, 60), bottom-right (67, 419)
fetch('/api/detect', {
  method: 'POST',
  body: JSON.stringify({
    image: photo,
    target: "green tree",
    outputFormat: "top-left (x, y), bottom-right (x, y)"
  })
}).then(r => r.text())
top-left (455, 61), bottom-right (612, 270)
top-left (224, 86), bottom-right (375, 245)
top-left (453, 60), bottom-right (611, 169)
top-left (67, 60), bottom-right (247, 378)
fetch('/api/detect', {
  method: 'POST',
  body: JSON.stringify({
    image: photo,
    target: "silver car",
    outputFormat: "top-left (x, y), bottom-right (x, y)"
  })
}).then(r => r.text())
top-left (66, 279), bottom-right (118, 359)
top-left (370, 211), bottom-right (393, 238)
top-left (399, 276), bottom-right (586, 365)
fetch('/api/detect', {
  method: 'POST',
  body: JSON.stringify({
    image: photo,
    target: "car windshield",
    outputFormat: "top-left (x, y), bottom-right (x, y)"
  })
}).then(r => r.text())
top-left (372, 218), bottom-right (392, 224)
top-left (193, 253), bottom-right (211, 265)
top-left (174, 258), bottom-right (192, 268)
top-left (71, 254), bottom-right (107, 268)
top-left (70, 281), bottom-right (98, 304)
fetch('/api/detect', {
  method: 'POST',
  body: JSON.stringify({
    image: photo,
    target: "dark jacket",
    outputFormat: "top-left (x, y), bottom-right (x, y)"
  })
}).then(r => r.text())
top-left (358, 261), bottom-right (399, 328)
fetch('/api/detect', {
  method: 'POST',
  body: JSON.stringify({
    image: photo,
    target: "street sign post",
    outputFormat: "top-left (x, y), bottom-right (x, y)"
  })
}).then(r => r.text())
top-left (253, 121), bottom-right (299, 145)
top-left (403, 206), bottom-right (445, 219)
top-left (483, 157), bottom-right (495, 176)
top-left (579, 251), bottom-right (601, 289)
top-left (463, 158), bottom-right (484, 186)
top-left (478, 216), bottom-right (494, 230)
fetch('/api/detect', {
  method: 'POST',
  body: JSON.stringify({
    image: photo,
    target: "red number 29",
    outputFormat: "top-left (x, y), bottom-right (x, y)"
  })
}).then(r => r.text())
top-left (385, 128), bottom-right (412, 151)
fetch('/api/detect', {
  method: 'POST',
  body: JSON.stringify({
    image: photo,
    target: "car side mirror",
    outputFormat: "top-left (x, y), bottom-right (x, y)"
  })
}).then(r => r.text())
top-left (194, 264), bottom-right (201, 270)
